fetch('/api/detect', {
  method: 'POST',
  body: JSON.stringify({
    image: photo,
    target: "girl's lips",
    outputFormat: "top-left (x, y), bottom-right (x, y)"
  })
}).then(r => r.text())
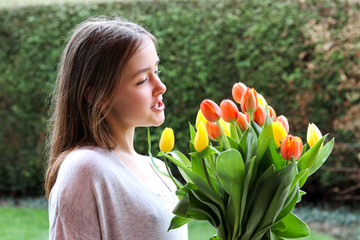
top-left (151, 101), bottom-right (165, 111)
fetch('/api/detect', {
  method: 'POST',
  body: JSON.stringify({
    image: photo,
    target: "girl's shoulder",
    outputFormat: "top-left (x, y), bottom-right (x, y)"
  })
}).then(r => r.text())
top-left (59, 146), bottom-right (114, 179)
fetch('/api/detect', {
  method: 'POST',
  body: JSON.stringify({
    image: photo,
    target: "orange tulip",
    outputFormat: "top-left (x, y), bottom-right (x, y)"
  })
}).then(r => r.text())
top-left (236, 112), bottom-right (249, 131)
top-left (275, 115), bottom-right (289, 134)
top-left (252, 105), bottom-right (266, 127)
top-left (220, 99), bottom-right (239, 123)
top-left (268, 106), bottom-right (277, 120)
top-left (206, 121), bottom-right (222, 141)
top-left (232, 82), bottom-right (247, 103)
top-left (280, 135), bottom-right (303, 161)
top-left (241, 87), bottom-right (258, 115)
top-left (200, 99), bottom-right (222, 122)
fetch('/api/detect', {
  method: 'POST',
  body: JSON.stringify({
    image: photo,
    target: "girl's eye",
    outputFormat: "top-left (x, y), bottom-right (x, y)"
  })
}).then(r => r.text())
top-left (136, 79), bottom-right (147, 85)
top-left (155, 70), bottom-right (161, 76)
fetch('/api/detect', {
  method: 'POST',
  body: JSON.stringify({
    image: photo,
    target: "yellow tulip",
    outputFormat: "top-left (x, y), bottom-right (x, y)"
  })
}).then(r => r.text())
top-left (194, 122), bottom-right (209, 152)
top-left (195, 109), bottom-right (207, 130)
top-left (273, 121), bottom-right (287, 147)
top-left (307, 123), bottom-right (322, 147)
top-left (258, 93), bottom-right (268, 107)
top-left (159, 127), bottom-right (175, 152)
top-left (219, 118), bottom-right (230, 136)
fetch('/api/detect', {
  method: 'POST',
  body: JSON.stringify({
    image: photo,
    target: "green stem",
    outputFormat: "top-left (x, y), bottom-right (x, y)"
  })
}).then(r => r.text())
top-left (216, 120), bottom-right (231, 150)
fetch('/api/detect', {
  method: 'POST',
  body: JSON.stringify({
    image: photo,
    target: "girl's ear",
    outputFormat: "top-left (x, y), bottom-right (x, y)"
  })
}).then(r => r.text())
top-left (84, 86), bottom-right (93, 104)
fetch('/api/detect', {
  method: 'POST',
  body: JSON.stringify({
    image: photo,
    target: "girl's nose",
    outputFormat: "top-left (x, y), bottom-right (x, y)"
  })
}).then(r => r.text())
top-left (154, 78), bottom-right (166, 96)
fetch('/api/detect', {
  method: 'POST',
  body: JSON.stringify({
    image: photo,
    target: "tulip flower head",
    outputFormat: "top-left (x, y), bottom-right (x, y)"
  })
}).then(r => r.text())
top-left (200, 99), bottom-right (222, 122)
top-left (195, 109), bottom-right (207, 130)
top-left (220, 99), bottom-right (240, 123)
top-left (268, 106), bottom-right (277, 120)
top-left (281, 135), bottom-right (303, 161)
top-left (258, 93), bottom-right (268, 107)
top-left (236, 112), bottom-right (249, 131)
top-left (241, 87), bottom-right (258, 115)
top-left (232, 82), bottom-right (247, 103)
top-left (159, 127), bottom-right (175, 153)
top-left (206, 121), bottom-right (222, 141)
top-left (219, 118), bottom-right (231, 137)
top-left (275, 115), bottom-right (289, 134)
top-left (272, 121), bottom-right (287, 147)
top-left (253, 105), bottom-right (266, 127)
top-left (194, 122), bottom-right (209, 152)
top-left (307, 123), bottom-right (322, 148)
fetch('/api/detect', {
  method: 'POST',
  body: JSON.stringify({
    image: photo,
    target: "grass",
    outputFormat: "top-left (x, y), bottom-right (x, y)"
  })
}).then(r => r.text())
top-left (0, 207), bottom-right (338, 240)
top-left (0, 207), bottom-right (48, 240)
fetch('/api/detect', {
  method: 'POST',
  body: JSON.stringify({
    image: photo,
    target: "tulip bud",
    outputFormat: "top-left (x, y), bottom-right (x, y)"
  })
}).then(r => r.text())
top-left (159, 127), bottom-right (175, 152)
top-left (195, 109), bottom-right (207, 130)
top-left (241, 87), bottom-right (258, 115)
top-left (281, 135), bottom-right (303, 161)
top-left (220, 99), bottom-right (240, 123)
top-left (253, 105), bottom-right (266, 127)
top-left (275, 115), bottom-right (289, 134)
top-left (258, 93), bottom-right (268, 107)
top-left (232, 82), bottom-right (247, 103)
top-left (206, 122), bottom-right (222, 141)
top-left (307, 123), bottom-right (322, 148)
top-left (200, 99), bottom-right (222, 122)
top-left (194, 122), bottom-right (209, 152)
top-left (268, 106), bottom-right (277, 120)
top-left (236, 112), bottom-right (249, 131)
top-left (272, 121), bottom-right (287, 147)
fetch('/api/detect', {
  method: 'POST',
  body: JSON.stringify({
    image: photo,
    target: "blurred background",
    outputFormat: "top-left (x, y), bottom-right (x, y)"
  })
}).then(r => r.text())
top-left (0, 0), bottom-right (359, 239)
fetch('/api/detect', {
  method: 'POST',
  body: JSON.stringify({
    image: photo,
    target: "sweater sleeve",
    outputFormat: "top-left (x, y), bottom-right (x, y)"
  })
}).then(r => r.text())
top-left (49, 149), bottom-right (105, 239)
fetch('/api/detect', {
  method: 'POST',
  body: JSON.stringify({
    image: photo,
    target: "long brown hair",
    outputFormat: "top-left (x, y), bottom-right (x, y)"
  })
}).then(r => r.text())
top-left (45, 16), bottom-right (156, 198)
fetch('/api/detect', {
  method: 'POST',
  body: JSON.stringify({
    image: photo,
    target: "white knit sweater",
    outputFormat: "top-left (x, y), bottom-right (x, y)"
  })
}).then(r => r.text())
top-left (48, 146), bottom-right (188, 240)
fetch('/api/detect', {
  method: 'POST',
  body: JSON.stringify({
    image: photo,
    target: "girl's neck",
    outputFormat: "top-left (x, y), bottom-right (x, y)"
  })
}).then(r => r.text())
top-left (112, 127), bottom-right (137, 157)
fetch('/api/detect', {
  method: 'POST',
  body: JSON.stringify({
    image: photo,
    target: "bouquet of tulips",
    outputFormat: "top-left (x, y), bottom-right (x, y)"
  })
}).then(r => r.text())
top-left (150, 82), bottom-right (334, 240)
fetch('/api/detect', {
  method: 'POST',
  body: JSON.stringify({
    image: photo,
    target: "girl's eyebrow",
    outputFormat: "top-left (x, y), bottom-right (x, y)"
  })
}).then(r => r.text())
top-left (132, 59), bottom-right (159, 78)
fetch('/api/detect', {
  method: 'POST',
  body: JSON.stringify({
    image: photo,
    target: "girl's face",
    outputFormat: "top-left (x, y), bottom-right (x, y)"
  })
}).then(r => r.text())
top-left (106, 38), bottom-right (167, 131)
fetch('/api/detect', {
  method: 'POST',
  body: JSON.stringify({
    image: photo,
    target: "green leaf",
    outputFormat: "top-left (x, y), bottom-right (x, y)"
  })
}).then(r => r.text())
top-left (251, 120), bottom-right (262, 136)
top-left (172, 194), bottom-right (216, 225)
top-left (271, 212), bottom-right (310, 238)
top-left (257, 121), bottom-right (273, 162)
top-left (310, 138), bottom-right (334, 175)
top-left (160, 153), bottom-right (222, 205)
top-left (209, 234), bottom-right (220, 240)
top-left (297, 134), bottom-right (328, 173)
top-left (215, 149), bottom-right (246, 238)
top-left (243, 165), bottom-right (278, 240)
top-left (189, 122), bottom-right (196, 142)
top-left (168, 216), bottom-right (192, 230)
top-left (239, 127), bottom-right (258, 164)
top-left (252, 163), bottom-right (297, 240)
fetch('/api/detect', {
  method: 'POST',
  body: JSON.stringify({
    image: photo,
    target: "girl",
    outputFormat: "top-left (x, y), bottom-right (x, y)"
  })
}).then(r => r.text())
top-left (45, 17), bottom-right (188, 239)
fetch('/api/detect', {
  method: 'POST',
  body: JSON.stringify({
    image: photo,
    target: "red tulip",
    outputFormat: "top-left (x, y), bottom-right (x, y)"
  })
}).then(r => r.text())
top-left (281, 135), bottom-right (303, 161)
top-left (253, 105), bottom-right (266, 127)
top-left (275, 115), bottom-right (289, 134)
top-left (236, 112), bottom-right (249, 131)
top-left (200, 99), bottom-right (222, 122)
top-left (268, 106), bottom-right (277, 120)
top-left (220, 99), bottom-right (240, 123)
top-left (206, 122), bottom-right (222, 141)
top-left (241, 87), bottom-right (258, 115)
top-left (232, 82), bottom-right (247, 103)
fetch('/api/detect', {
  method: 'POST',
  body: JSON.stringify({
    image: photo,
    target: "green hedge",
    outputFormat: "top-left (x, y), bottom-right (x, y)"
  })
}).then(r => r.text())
top-left (0, 0), bottom-right (359, 201)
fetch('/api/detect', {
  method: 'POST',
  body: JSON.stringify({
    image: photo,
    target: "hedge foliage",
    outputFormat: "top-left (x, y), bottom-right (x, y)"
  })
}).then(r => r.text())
top-left (0, 0), bottom-right (359, 201)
